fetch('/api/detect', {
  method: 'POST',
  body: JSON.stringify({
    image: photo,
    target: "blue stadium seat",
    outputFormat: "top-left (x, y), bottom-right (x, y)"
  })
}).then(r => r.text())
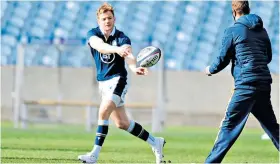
top-left (4, 24), bottom-right (20, 37)
top-left (114, 6), bottom-right (129, 20)
top-left (31, 27), bottom-right (45, 38)
top-left (1, 1), bottom-right (8, 17)
top-left (65, 1), bottom-right (80, 13)
top-left (76, 27), bottom-right (88, 38)
top-left (1, 1), bottom-right (279, 72)
top-left (1, 56), bottom-right (8, 65)
top-left (13, 6), bottom-right (29, 19)
top-left (81, 18), bottom-right (97, 30)
top-left (198, 41), bottom-right (213, 53)
top-left (33, 17), bottom-right (49, 29)
top-left (1, 35), bottom-right (17, 47)
top-left (40, 2), bottom-right (55, 11)
top-left (15, 1), bottom-right (32, 10)
top-left (62, 10), bottom-right (78, 21)
top-left (194, 52), bottom-right (211, 63)
top-left (1, 1), bottom-right (7, 10)
top-left (24, 49), bottom-right (37, 66)
top-left (7, 48), bottom-right (17, 65)
top-left (198, 30), bottom-right (217, 44)
top-left (209, 5), bottom-right (225, 17)
top-left (152, 32), bottom-right (168, 44)
top-left (54, 28), bottom-right (69, 38)
top-left (136, 2), bottom-right (154, 14)
top-left (165, 57), bottom-right (183, 70)
top-left (161, 3), bottom-right (177, 15)
top-left (188, 59), bottom-right (208, 71)
top-left (128, 29), bottom-right (145, 42)
top-left (38, 9), bottom-right (53, 20)
top-left (62, 47), bottom-right (88, 67)
top-left (182, 15), bottom-right (199, 27)
top-left (173, 40), bottom-right (189, 54)
top-left (134, 11), bottom-right (150, 24)
top-left (58, 19), bottom-right (74, 31)
top-left (40, 55), bottom-right (57, 67)
top-left (9, 16), bottom-right (25, 28)
top-left (269, 59), bottom-right (279, 74)
top-left (1, 44), bottom-right (12, 56)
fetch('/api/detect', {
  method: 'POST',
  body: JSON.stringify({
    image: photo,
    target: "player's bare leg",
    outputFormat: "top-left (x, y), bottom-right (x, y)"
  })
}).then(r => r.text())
top-left (78, 100), bottom-right (116, 163)
top-left (110, 106), bottom-right (166, 164)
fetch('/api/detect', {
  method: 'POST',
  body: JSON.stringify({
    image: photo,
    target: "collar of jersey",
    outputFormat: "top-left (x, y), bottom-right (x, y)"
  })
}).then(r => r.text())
top-left (99, 26), bottom-right (116, 37)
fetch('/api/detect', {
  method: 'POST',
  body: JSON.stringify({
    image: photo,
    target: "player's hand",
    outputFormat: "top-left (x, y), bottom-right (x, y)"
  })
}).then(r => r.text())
top-left (133, 67), bottom-right (148, 75)
top-left (124, 46), bottom-right (132, 55)
top-left (205, 66), bottom-right (212, 76)
top-left (116, 45), bottom-right (130, 57)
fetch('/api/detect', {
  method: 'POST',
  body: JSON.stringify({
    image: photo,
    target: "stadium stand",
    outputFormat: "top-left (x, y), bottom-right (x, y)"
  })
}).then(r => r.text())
top-left (1, 1), bottom-right (279, 73)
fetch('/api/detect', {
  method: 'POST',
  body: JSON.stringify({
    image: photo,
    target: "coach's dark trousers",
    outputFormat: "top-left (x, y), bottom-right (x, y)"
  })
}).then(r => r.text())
top-left (205, 89), bottom-right (279, 163)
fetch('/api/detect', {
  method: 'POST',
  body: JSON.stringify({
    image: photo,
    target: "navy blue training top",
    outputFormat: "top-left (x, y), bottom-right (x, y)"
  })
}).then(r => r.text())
top-left (209, 14), bottom-right (272, 91)
top-left (87, 27), bottom-right (131, 81)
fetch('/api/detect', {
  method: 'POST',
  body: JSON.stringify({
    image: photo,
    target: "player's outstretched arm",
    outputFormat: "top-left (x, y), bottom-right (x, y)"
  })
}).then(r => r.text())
top-left (88, 36), bottom-right (128, 57)
top-left (124, 46), bottom-right (148, 76)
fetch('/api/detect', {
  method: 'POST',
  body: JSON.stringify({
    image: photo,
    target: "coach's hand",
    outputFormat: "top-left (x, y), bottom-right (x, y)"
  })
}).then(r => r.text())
top-left (205, 66), bottom-right (212, 76)
top-left (133, 67), bottom-right (148, 75)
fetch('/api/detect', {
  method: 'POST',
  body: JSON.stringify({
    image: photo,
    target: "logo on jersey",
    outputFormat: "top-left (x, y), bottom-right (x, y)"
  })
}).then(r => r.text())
top-left (100, 53), bottom-right (115, 64)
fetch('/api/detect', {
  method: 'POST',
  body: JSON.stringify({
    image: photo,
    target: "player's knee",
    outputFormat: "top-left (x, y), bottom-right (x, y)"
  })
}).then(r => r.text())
top-left (99, 110), bottom-right (110, 119)
top-left (115, 120), bottom-right (129, 130)
top-left (99, 103), bottom-right (115, 119)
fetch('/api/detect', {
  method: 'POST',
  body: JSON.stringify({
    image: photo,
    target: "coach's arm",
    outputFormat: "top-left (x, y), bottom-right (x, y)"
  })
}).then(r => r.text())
top-left (206, 28), bottom-right (234, 75)
top-left (264, 29), bottom-right (273, 63)
top-left (88, 36), bottom-right (128, 57)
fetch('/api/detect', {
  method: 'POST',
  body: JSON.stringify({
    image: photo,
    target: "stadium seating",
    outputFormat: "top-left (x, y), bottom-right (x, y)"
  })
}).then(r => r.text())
top-left (1, 1), bottom-right (279, 73)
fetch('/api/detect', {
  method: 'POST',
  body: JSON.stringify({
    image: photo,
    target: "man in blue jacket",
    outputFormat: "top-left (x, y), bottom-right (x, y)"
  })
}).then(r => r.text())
top-left (205, 1), bottom-right (279, 163)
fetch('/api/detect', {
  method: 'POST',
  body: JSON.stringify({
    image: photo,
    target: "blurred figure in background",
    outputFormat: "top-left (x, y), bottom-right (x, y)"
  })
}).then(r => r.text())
top-left (78, 3), bottom-right (165, 164)
top-left (205, 0), bottom-right (279, 163)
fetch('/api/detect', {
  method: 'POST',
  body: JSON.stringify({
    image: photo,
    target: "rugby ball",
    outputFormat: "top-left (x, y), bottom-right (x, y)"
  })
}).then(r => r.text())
top-left (136, 46), bottom-right (161, 67)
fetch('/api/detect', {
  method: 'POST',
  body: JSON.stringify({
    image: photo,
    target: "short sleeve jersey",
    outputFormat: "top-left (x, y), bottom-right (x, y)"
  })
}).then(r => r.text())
top-left (87, 27), bottom-right (131, 81)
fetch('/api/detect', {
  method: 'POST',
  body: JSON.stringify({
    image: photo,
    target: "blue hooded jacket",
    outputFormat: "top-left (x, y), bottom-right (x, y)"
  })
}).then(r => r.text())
top-left (209, 14), bottom-right (272, 90)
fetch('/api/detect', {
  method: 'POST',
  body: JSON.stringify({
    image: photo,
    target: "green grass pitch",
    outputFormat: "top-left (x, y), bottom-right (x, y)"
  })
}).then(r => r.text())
top-left (1, 122), bottom-right (279, 163)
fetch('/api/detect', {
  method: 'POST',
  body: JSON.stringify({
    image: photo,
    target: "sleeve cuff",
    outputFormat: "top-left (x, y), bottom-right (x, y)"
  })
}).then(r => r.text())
top-left (209, 65), bottom-right (215, 74)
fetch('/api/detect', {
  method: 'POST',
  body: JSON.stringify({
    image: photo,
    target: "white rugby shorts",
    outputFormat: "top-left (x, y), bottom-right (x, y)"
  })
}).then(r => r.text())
top-left (98, 76), bottom-right (129, 107)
